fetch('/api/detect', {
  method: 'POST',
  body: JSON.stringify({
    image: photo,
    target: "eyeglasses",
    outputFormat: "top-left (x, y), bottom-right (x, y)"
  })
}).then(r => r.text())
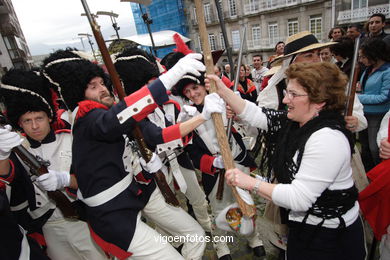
top-left (283, 90), bottom-right (308, 99)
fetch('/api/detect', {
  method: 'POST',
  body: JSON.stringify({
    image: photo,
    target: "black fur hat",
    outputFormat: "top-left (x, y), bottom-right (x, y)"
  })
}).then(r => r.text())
top-left (114, 47), bottom-right (159, 95)
top-left (160, 52), bottom-right (185, 71)
top-left (0, 69), bottom-right (57, 130)
top-left (172, 73), bottom-right (205, 99)
top-left (42, 48), bottom-right (112, 111)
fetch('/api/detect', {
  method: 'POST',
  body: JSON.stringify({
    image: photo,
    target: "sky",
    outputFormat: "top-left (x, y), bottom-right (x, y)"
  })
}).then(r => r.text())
top-left (12, 0), bottom-right (138, 56)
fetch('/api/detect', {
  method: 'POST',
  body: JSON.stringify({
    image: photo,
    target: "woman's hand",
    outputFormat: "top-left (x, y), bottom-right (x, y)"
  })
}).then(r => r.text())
top-left (344, 115), bottom-right (359, 132)
top-left (205, 74), bottom-right (228, 97)
top-left (225, 168), bottom-right (256, 190)
top-left (225, 105), bottom-right (236, 119)
top-left (379, 138), bottom-right (390, 160)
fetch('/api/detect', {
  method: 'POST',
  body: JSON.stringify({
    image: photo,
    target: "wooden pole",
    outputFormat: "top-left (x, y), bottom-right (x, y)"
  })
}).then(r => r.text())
top-left (194, 0), bottom-right (255, 217)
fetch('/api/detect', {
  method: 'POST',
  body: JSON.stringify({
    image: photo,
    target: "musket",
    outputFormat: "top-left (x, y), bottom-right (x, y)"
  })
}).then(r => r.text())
top-left (194, 0), bottom-right (256, 217)
top-left (345, 37), bottom-right (360, 116)
top-left (80, 0), bottom-right (180, 207)
top-left (0, 113), bottom-right (79, 219)
top-left (216, 26), bottom-right (246, 201)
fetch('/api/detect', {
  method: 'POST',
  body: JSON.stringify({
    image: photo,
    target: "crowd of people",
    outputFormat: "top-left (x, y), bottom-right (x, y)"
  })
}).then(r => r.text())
top-left (0, 12), bottom-right (389, 260)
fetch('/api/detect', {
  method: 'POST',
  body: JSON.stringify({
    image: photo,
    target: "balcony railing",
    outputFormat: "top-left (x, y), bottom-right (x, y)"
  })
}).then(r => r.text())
top-left (243, 0), bottom-right (316, 15)
top-left (247, 36), bottom-right (286, 50)
top-left (337, 4), bottom-right (390, 23)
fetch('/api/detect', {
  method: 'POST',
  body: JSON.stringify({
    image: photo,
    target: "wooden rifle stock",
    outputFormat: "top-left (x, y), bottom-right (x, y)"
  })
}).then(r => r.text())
top-left (194, 0), bottom-right (256, 217)
top-left (80, 0), bottom-right (179, 207)
top-left (132, 126), bottom-right (180, 207)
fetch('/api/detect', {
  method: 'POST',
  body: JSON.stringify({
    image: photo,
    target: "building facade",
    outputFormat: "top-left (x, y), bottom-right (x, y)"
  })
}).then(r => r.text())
top-left (131, 0), bottom-right (188, 58)
top-left (184, 0), bottom-right (334, 66)
top-left (0, 0), bottom-right (32, 75)
top-left (337, 0), bottom-right (389, 26)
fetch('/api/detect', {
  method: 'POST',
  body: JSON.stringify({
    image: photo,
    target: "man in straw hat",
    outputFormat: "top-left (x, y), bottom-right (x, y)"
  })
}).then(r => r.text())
top-left (0, 69), bottom-right (107, 259)
top-left (41, 49), bottom-right (210, 259)
top-left (258, 31), bottom-right (367, 132)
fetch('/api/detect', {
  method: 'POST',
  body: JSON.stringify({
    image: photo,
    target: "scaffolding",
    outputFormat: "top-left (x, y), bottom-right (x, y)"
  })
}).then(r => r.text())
top-left (130, 0), bottom-right (188, 58)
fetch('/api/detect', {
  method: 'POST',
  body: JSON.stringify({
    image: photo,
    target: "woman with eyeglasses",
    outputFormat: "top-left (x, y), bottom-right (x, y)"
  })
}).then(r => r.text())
top-left (357, 38), bottom-right (390, 172)
top-left (205, 62), bottom-right (366, 260)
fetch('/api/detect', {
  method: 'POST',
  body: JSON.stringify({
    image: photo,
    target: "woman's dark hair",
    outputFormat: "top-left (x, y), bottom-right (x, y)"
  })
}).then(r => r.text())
top-left (330, 36), bottom-right (354, 59)
top-left (274, 41), bottom-right (284, 51)
top-left (360, 38), bottom-right (390, 63)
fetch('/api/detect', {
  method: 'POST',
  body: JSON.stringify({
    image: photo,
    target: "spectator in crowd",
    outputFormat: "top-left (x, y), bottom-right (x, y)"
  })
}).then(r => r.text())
top-left (330, 37), bottom-right (355, 76)
top-left (251, 55), bottom-right (269, 93)
top-left (328, 26), bottom-right (346, 41)
top-left (367, 13), bottom-right (388, 40)
top-left (223, 64), bottom-right (232, 80)
top-left (267, 41), bottom-right (285, 68)
top-left (357, 38), bottom-right (390, 171)
top-left (245, 64), bottom-right (253, 80)
top-left (347, 23), bottom-right (364, 41)
top-left (234, 64), bottom-right (257, 103)
top-left (214, 65), bottom-right (232, 87)
top-left (319, 47), bottom-right (335, 63)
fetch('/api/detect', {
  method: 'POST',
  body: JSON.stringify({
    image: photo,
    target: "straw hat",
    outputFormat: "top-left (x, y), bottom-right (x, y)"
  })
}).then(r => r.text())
top-left (272, 31), bottom-right (337, 64)
top-left (264, 65), bottom-right (281, 77)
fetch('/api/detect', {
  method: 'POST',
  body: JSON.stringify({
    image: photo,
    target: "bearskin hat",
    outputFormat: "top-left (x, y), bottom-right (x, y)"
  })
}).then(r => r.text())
top-left (160, 51), bottom-right (185, 71)
top-left (114, 47), bottom-right (159, 95)
top-left (41, 48), bottom-right (112, 111)
top-left (172, 73), bottom-right (205, 99)
top-left (0, 69), bottom-right (57, 130)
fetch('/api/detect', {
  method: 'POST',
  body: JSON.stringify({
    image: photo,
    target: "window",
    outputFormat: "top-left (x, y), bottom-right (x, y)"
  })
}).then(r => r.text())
top-left (268, 23), bottom-right (279, 46)
top-left (287, 19), bottom-right (299, 36)
top-left (209, 34), bottom-right (216, 50)
top-left (352, 0), bottom-right (367, 10)
top-left (204, 3), bottom-right (211, 23)
top-left (220, 32), bottom-right (226, 49)
top-left (217, 0), bottom-right (223, 20)
top-left (286, 0), bottom-right (297, 4)
top-left (3, 36), bottom-right (20, 59)
top-left (228, 0), bottom-right (237, 16)
top-left (249, 0), bottom-right (259, 12)
top-left (193, 7), bottom-right (197, 23)
top-left (252, 25), bottom-right (261, 46)
top-left (198, 36), bottom-right (202, 52)
top-left (266, 0), bottom-right (275, 8)
top-left (232, 30), bottom-right (240, 50)
top-left (309, 15), bottom-right (322, 40)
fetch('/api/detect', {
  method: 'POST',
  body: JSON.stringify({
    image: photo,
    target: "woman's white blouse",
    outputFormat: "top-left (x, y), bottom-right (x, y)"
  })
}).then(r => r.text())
top-left (239, 100), bottom-right (360, 228)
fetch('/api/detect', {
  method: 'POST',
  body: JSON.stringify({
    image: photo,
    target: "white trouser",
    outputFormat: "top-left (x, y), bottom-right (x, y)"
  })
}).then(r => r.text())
top-left (128, 213), bottom-right (184, 260)
top-left (142, 188), bottom-right (206, 260)
top-left (42, 218), bottom-right (106, 260)
top-left (380, 225), bottom-right (390, 260)
top-left (179, 166), bottom-right (212, 232)
top-left (208, 164), bottom-right (263, 258)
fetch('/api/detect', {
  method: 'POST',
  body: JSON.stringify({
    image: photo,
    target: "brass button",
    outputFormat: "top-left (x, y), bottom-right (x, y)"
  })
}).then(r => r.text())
top-left (147, 98), bottom-right (152, 103)
top-left (118, 116), bottom-right (123, 121)
top-left (133, 108), bottom-right (138, 112)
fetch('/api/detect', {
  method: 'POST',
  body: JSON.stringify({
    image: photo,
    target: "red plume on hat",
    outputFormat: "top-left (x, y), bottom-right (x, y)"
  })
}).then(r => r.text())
top-left (173, 33), bottom-right (193, 55)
